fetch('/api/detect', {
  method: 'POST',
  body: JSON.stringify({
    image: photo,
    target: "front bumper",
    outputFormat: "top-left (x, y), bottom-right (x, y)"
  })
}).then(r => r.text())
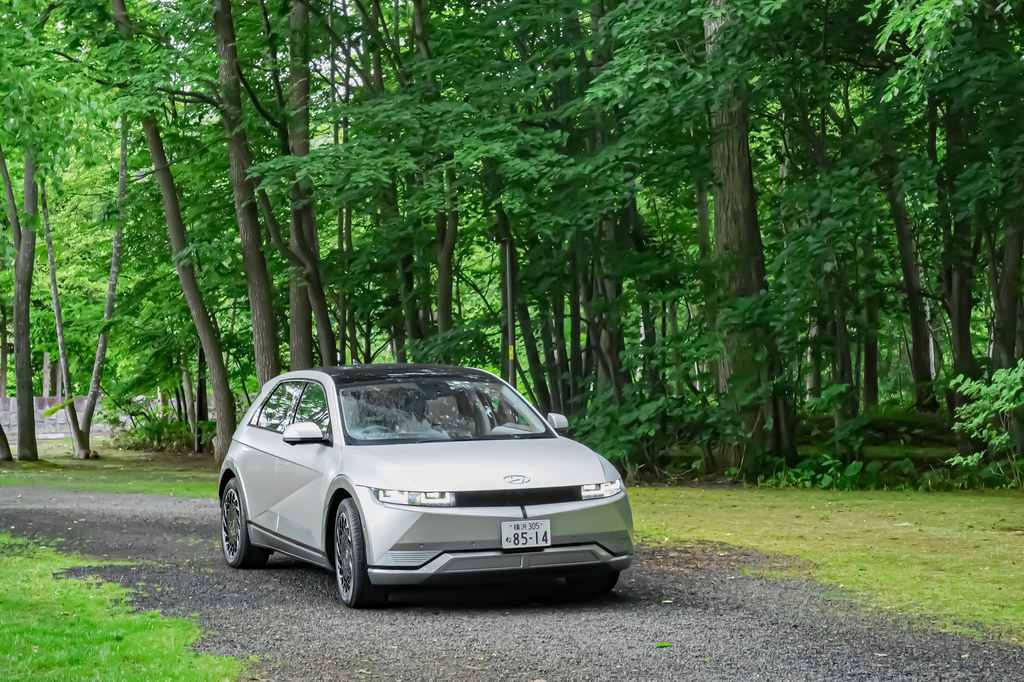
top-left (368, 543), bottom-right (630, 585)
top-left (353, 485), bottom-right (634, 585)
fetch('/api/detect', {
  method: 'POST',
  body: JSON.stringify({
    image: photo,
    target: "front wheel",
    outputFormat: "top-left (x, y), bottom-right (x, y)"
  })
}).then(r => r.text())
top-left (334, 498), bottom-right (389, 608)
top-left (220, 478), bottom-right (270, 569)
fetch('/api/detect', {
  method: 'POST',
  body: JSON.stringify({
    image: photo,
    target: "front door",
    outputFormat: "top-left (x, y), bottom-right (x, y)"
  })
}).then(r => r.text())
top-left (276, 381), bottom-right (336, 552)
top-left (237, 381), bottom-right (304, 534)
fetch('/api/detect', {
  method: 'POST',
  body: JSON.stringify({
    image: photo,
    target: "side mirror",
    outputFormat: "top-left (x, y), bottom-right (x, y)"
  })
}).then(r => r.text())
top-left (282, 421), bottom-right (326, 445)
top-left (547, 412), bottom-right (569, 433)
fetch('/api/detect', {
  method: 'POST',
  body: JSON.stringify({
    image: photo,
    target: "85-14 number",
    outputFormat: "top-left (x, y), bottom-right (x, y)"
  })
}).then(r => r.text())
top-left (500, 519), bottom-right (551, 549)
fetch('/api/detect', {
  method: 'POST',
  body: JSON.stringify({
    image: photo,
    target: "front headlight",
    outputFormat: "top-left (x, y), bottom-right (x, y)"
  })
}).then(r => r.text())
top-left (374, 489), bottom-right (455, 506)
top-left (581, 479), bottom-right (622, 500)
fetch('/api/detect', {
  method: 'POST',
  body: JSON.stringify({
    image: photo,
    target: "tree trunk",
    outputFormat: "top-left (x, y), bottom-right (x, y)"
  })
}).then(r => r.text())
top-left (568, 242), bottom-right (583, 411)
top-left (551, 291), bottom-right (571, 412)
top-left (538, 299), bottom-right (563, 414)
top-left (863, 223), bottom-right (880, 407)
top-left (289, 0), bottom-right (336, 366)
top-left (436, 167), bottom-right (458, 334)
top-left (288, 222), bottom-right (314, 369)
top-left (142, 116), bottom-right (237, 461)
top-left (829, 265), bottom-right (858, 461)
top-left (1, 144), bottom-right (39, 461)
top-left (182, 360), bottom-right (197, 432)
top-left (213, 0), bottom-right (280, 386)
top-left (704, 2), bottom-right (773, 471)
top-left (0, 303), bottom-right (6, 399)
top-left (0, 416), bottom-right (10, 461)
top-left (286, 24), bottom-right (313, 369)
top-left (41, 184), bottom-right (91, 458)
top-left (941, 105), bottom-right (980, 426)
top-left (82, 120), bottom-right (128, 443)
top-left (510, 241), bottom-right (551, 414)
top-left (884, 155), bottom-right (936, 410)
top-left (991, 223), bottom-right (1023, 371)
top-left (112, 0), bottom-right (236, 459)
top-left (0, 301), bottom-right (9, 458)
top-left (43, 352), bottom-right (51, 399)
top-left (398, 252), bottom-right (421, 352)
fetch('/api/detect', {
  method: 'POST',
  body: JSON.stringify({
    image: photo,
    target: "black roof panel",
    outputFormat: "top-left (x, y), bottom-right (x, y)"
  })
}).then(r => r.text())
top-left (319, 364), bottom-right (498, 387)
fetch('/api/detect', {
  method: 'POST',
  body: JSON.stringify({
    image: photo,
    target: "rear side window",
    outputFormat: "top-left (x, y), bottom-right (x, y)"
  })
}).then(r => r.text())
top-left (294, 382), bottom-right (332, 439)
top-left (252, 382), bottom-right (303, 432)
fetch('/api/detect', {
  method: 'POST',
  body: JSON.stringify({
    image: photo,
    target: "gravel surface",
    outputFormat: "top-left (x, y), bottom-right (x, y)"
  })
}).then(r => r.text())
top-left (1, 486), bottom-right (1020, 681)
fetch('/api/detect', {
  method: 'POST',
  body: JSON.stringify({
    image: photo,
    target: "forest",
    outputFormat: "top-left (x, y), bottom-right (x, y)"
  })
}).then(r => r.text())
top-left (1, 0), bottom-right (1022, 486)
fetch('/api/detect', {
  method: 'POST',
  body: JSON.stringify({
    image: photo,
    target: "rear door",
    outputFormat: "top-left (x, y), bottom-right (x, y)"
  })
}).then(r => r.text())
top-left (236, 381), bottom-right (304, 534)
top-left (275, 380), bottom-right (336, 552)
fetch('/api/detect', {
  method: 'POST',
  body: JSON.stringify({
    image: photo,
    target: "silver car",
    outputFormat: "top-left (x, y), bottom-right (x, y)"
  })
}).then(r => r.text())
top-left (218, 364), bottom-right (634, 608)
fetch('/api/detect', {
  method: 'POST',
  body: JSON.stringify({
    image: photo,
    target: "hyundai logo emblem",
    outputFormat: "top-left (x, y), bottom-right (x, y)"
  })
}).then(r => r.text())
top-left (503, 474), bottom-right (530, 485)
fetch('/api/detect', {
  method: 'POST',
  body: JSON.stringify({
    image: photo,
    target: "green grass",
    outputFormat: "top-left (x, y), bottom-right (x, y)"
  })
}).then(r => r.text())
top-left (0, 534), bottom-right (241, 681)
top-left (0, 441), bottom-right (220, 498)
top-left (631, 486), bottom-right (1024, 639)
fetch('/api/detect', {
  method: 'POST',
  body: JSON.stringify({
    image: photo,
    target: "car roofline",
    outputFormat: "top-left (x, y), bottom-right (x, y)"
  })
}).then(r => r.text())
top-left (309, 363), bottom-right (500, 388)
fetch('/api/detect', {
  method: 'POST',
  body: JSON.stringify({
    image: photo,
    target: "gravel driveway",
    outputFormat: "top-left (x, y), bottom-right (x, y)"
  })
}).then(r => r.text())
top-left (1, 486), bottom-right (1019, 681)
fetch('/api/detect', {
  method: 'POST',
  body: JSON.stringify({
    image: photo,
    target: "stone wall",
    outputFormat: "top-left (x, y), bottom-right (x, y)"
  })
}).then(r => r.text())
top-left (0, 397), bottom-right (112, 441)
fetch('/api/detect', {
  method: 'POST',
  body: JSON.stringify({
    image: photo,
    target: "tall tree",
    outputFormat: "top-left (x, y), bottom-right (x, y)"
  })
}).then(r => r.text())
top-left (0, 144), bottom-right (38, 461)
top-left (112, 0), bottom-right (237, 460)
top-left (703, 0), bottom-right (778, 469)
top-left (212, 0), bottom-right (281, 386)
top-left (41, 183), bottom-right (91, 458)
top-left (80, 120), bottom-right (128, 445)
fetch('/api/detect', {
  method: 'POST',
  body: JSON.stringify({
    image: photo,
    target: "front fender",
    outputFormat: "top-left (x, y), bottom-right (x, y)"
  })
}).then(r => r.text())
top-left (321, 474), bottom-right (363, 554)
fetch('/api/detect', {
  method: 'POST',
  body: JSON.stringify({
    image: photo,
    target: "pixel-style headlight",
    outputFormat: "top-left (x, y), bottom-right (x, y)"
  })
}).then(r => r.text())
top-left (581, 479), bottom-right (622, 500)
top-left (374, 489), bottom-right (455, 506)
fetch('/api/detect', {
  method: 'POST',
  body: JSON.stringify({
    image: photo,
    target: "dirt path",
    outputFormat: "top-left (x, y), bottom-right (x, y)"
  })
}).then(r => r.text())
top-left (1, 487), bottom-right (1018, 681)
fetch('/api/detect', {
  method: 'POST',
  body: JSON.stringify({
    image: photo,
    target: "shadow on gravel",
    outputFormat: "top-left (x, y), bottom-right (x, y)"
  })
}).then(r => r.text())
top-left (387, 579), bottom-right (625, 610)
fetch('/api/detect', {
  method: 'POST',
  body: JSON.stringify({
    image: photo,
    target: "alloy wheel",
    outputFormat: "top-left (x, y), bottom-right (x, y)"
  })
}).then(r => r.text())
top-left (336, 510), bottom-right (354, 601)
top-left (222, 488), bottom-right (241, 562)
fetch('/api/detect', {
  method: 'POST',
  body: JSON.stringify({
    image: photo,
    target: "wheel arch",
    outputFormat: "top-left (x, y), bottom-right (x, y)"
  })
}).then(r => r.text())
top-left (218, 462), bottom-right (239, 500)
top-left (322, 477), bottom-right (359, 568)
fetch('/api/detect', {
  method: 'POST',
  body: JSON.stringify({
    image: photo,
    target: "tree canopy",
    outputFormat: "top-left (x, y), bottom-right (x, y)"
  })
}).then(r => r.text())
top-left (1, 0), bottom-right (1022, 483)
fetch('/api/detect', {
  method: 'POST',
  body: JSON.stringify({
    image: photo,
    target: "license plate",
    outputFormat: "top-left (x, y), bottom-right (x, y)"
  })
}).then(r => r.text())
top-left (501, 519), bottom-right (551, 549)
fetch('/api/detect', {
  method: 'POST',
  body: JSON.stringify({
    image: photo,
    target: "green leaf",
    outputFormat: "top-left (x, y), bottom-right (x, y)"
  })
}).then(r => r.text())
top-left (653, 642), bottom-right (673, 648)
top-left (843, 461), bottom-right (864, 478)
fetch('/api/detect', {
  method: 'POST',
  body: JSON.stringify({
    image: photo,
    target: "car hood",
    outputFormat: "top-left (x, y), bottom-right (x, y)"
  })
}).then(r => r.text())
top-left (345, 437), bottom-right (611, 491)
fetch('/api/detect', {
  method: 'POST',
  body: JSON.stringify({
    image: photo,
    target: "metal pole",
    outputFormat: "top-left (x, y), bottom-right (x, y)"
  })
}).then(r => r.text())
top-left (195, 344), bottom-right (207, 453)
top-left (505, 238), bottom-right (516, 389)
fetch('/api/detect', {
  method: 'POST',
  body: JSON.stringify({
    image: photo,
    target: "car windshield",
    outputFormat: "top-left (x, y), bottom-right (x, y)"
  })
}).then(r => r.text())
top-left (338, 377), bottom-right (552, 444)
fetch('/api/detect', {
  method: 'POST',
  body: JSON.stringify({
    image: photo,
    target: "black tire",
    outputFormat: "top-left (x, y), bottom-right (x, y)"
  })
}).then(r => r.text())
top-left (334, 498), bottom-right (389, 608)
top-left (566, 570), bottom-right (620, 597)
top-left (220, 478), bottom-right (271, 569)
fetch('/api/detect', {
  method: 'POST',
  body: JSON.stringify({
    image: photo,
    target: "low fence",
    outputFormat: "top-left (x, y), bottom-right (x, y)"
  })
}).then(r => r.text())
top-left (0, 397), bottom-right (113, 441)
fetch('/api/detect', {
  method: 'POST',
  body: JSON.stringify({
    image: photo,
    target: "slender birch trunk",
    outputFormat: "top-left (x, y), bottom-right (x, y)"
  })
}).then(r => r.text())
top-left (41, 183), bottom-right (92, 458)
top-left (81, 120), bottom-right (128, 444)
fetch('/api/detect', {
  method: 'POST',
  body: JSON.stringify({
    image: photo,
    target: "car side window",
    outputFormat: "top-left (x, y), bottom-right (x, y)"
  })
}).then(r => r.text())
top-left (294, 382), bottom-right (332, 439)
top-left (253, 382), bottom-right (303, 433)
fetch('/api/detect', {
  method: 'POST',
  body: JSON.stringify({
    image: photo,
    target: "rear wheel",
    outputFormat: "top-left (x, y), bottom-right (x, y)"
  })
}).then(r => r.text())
top-left (220, 478), bottom-right (270, 569)
top-left (334, 498), bottom-right (389, 608)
